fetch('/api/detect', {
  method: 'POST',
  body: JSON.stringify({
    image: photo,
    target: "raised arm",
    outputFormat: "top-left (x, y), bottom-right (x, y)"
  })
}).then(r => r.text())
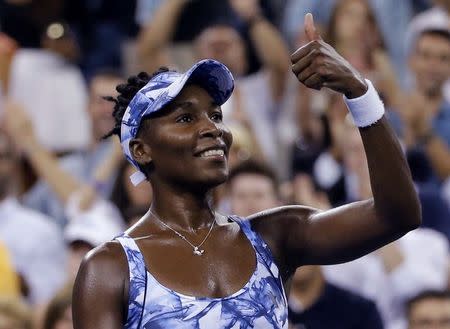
top-left (229, 0), bottom-right (290, 100)
top-left (136, 0), bottom-right (188, 70)
top-left (73, 242), bottom-right (127, 329)
top-left (250, 14), bottom-right (421, 273)
top-left (4, 101), bottom-right (122, 208)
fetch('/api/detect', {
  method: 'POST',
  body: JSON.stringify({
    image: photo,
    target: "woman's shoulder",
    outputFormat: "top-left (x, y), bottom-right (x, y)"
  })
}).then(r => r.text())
top-left (244, 205), bottom-right (318, 265)
top-left (73, 242), bottom-right (128, 328)
top-left (77, 241), bottom-right (129, 286)
top-left (247, 205), bottom-right (318, 228)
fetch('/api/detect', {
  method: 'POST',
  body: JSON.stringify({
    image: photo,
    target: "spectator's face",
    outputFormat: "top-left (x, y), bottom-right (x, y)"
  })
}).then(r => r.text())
top-left (409, 298), bottom-right (450, 329)
top-left (334, 0), bottom-right (371, 44)
top-left (410, 34), bottom-right (450, 96)
top-left (229, 173), bottom-right (278, 217)
top-left (195, 26), bottom-right (247, 76)
top-left (88, 76), bottom-right (122, 140)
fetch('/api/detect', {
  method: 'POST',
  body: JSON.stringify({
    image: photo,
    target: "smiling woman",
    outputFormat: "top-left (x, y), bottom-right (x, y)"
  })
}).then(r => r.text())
top-left (73, 14), bottom-right (421, 329)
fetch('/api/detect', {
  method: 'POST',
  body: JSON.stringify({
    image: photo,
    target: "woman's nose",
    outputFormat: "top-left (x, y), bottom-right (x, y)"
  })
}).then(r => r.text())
top-left (199, 118), bottom-right (223, 139)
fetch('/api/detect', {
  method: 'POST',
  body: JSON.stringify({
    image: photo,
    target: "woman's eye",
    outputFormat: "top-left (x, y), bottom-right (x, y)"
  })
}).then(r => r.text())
top-left (211, 112), bottom-right (223, 122)
top-left (176, 114), bottom-right (193, 123)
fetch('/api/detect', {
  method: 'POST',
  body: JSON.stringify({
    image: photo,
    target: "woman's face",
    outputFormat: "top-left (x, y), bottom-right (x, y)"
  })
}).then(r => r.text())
top-left (134, 84), bottom-right (233, 189)
top-left (334, 0), bottom-right (371, 44)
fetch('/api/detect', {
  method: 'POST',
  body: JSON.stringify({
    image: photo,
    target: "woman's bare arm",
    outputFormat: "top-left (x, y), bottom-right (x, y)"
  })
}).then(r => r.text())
top-left (73, 242), bottom-right (128, 329)
top-left (250, 14), bottom-right (421, 274)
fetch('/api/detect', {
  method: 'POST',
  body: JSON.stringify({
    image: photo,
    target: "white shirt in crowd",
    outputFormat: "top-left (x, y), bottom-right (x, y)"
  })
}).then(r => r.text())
top-left (0, 197), bottom-right (67, 304)
top-left (8, 49), bottom-right (91, 152)
top-left (322, 228), bottom-right (449, 329)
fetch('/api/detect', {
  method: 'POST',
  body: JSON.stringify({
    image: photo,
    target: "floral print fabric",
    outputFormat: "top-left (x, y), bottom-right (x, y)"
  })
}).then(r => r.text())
top-left (115, 216), bottom-right (288, 329)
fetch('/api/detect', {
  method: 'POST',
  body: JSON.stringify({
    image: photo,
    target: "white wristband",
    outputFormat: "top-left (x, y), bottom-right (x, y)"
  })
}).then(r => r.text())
top-left (343, 79), bottom-right (385, 127)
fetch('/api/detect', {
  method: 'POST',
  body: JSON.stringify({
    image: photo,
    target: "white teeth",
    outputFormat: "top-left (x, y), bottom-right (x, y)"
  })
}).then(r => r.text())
top-left (200, 149), bottom-right (225, 157)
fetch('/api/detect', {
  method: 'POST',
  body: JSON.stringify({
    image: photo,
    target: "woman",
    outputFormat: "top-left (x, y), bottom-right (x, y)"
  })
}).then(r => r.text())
top-left (73, 15), bottom-right (420, 329)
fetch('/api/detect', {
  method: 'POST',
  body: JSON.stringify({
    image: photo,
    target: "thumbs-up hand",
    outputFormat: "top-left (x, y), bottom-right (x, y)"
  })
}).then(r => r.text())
top-left (304, 13), bottom-right (321, 42)
top-left (291, 13), bottom-right (367, 98)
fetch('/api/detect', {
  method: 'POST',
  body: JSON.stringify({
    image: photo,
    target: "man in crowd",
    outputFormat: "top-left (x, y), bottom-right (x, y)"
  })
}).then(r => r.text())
top-left (404, 27), bottom-right (450, 180)
top-left (406, 290), bottom-right (450, 329)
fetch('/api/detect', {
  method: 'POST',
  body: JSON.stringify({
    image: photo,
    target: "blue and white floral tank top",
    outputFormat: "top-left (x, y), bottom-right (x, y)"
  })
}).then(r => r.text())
top-left (115, 216), bottom-right (288, 329)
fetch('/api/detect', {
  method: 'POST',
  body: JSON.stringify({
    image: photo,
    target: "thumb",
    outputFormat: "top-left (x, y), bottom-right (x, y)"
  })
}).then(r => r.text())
top-left (304, 13), bottom-right (321, 42)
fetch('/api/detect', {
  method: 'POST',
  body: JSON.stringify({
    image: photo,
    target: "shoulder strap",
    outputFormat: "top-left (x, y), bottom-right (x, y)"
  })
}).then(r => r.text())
top-left (115, 234), bottom-right (147, 329)
top-left (229, 215), bottom-right (284, 285)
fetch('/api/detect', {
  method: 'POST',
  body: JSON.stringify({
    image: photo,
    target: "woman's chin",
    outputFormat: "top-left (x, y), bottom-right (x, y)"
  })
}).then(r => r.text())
top-left (195, 170), bottom-right (229, 189)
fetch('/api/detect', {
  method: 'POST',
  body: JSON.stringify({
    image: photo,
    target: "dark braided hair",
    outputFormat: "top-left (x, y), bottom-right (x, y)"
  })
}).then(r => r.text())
top-left (102, 67), bottom-right (174, 180)
top-left (103, 67), bottom-right (172, 140)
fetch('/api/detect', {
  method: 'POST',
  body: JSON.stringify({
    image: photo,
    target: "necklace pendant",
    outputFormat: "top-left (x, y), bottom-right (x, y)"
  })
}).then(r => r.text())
top-left (193, 247), bottom-right (204, 256)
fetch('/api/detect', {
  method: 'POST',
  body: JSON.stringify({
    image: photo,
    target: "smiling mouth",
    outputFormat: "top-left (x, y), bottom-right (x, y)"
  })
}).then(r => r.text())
top-left (199, 149), bottom-right (225, 157)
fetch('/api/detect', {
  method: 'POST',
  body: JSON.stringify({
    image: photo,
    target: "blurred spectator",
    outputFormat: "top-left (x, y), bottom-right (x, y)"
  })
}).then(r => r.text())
top-left (226, 122), bottom-right (265, 168)
top-left (5, 71), bottom-right (124, 225)
top-left (406, 0), bottom-right (450, 100)
top-left (226, 159), bottom-right (280, 217)
top-left (323, 229), bottom-right (449, 329)
top-left (63, 0), bottom-right (138, 79)
top-left (407, 149), bottom-right (450, 241)
top-left (42, 283), bottom-right (73, 329)
top-left (64, 197), bottom-right (125, 279)
top-left (325, 0), bottom-right (402, 111)
top-left (0, 297), bottom-right (32, 329)
top-left (289, 266), bottom-right (384, 329)
top-left (293, 96), bottom-right (350, 206)
top-left (319, 124), bottom-right (450, 329)
top-left (402, 27), bottom-right (450, 181)
top-left (0, 128), bottom-right (66, 304)
top-left (137, 0), bottom-right (290, 171)
top-left (110, 161), bottom-right (153, 223)
top-left (405, 290), bottom-right (450, 329)
top-left (0, 0), bottom-right (65, 48)
top-left (289, 173), bottom-right (331, 211)
top-left (288, 1), bottom-right (403, 200)
top-left (0, 242), bottom-right (20, 297)
top-left (282, 0), bottom-right (413, 83)
top-left (7, 21), bottom-right (91, 153)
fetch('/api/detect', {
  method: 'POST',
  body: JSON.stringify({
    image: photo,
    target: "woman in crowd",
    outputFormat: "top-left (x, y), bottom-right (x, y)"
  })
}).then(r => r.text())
top-left (73, 14), bottom-right (420, 328)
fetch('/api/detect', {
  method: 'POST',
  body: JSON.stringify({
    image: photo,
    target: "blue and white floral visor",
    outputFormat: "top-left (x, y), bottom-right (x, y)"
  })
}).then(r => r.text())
top-left (120, 59), bottom-right (235, 186)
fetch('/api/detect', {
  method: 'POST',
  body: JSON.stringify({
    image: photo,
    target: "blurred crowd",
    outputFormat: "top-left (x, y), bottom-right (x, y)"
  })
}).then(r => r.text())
top-left (0, 0), bottom-right (449, 328)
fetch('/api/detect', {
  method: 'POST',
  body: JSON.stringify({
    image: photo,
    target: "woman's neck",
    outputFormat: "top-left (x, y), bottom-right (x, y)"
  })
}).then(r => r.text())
top-left (150, 181), bottom-right (216, 232)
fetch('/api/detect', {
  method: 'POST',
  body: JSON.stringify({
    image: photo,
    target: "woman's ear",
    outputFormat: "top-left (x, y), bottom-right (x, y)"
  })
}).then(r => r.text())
top-left (129, 138), bottom-right (152, 166)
